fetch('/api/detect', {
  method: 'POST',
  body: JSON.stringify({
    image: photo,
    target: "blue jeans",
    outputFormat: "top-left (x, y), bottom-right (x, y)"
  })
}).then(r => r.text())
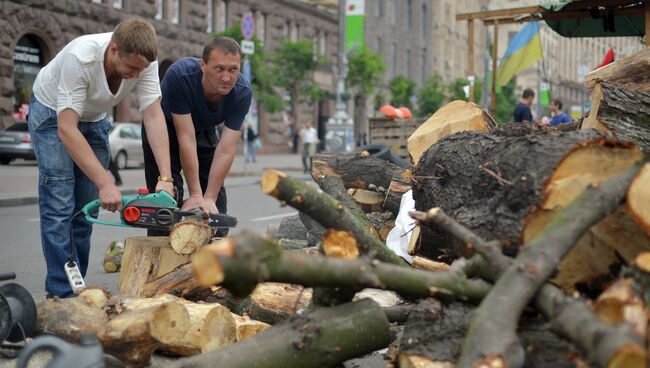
top-left (245, 141), bottom-right (256, 163)
top-left (28, 95), bottom-right (110, 297)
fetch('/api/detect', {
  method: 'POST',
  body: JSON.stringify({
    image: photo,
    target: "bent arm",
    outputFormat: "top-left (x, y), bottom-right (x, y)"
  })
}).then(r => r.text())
top-left (204, 126), bottom-right (239, 204)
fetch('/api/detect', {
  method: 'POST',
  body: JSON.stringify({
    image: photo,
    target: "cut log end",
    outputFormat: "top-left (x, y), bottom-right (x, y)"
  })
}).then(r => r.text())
top-left (78, 287), bottom-right (110, 309)
top-left (322, 229), bottom-right (360, 260)
top-left (607, 343), bottom-right (648, 368)
top-left (192, 245), bottom-right (227, 287)
top-left (411, 256), bottom-right (449, 272)
top-left (261, 169), bottom-right (286, 198)
top-left (398, 353), bottom-right (452, 368)
top-left (628, 163), bottom-right (650, 237)
top-left (170, 221), bottom-right (213, 255)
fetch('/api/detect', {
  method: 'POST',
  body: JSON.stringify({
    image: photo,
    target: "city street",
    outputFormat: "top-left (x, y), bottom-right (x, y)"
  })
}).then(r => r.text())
top-left (0, 155), bottom-right (306, 301)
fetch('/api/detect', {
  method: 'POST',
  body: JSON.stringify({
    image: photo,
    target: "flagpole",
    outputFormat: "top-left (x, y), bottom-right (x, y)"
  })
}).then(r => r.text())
top-left (490, 20), bottom-right (499, 116)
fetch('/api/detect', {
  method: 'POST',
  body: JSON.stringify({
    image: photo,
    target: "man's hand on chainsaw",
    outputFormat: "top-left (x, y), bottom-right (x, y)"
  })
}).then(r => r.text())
top-left (155, 181), bottom-right (175, 198)
top-left (181, 194), bottom-right (219, 213)
top-left (98, 182), bottom-right (122, 212)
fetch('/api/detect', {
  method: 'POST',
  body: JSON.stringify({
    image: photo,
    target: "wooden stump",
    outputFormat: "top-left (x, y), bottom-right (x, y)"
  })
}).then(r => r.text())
top-left (118, 237), bottom-right (192, 297)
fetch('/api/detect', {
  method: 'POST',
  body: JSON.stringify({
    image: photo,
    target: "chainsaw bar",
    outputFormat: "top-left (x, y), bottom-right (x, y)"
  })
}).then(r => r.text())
top-left (174, 208), bottom-right (238, 229)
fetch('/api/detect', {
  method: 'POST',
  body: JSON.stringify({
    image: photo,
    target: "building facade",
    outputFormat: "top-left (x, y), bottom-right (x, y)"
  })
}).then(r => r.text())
top-left (1, 0), bottom-right (338, 151)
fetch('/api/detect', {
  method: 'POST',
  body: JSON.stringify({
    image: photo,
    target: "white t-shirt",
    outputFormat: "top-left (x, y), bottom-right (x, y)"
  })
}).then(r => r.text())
top-left (301, 127), bottom-right (318, 144)
top-left (33, 32), bottom-right (161, 122)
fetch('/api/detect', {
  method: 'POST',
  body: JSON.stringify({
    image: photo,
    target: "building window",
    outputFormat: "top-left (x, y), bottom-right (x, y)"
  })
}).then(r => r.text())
top-left (421, 48), bottom-right (426, 82)
top-left (256, 12), bottom-right (266, 45)
top-left (155, 0), bottom-right (164, 20)
top-left (389, 0), bottom-right (396, 24)
top-left (421, 4), bottom-right (427, 38)
top-left (13, 35), bottom-right (45, 121)
top-left (283, 21), bottom-right (290, 39)
top-left (171, 0), bottom-right (180, 24)
top-left (91, 0), bottom-right (102, 3)
top-left (406, 0), bottom-right (412, 30)
top-left (290, 23), bottom-right (299, 42)
top-left (374, 37), bottom-right (382, 53)
top-left (319, 30), bottom-right (327, 55)
top-left (206, 0), bottom-right (214, 33)
top-left (406, 49), bottom-right (411, 79)
top-left (375, 0), bottom-right (382, 17)
top-left (113, 0), bottom-right (123, 9)
top-left (216, 0), bottom-right (227, 32)
top-left (391, 42), bottom-right (397, 77)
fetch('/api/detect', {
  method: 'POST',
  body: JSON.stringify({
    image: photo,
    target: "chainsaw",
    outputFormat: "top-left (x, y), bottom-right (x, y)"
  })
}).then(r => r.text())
top-left (81, 188), bottom-right (238, 231)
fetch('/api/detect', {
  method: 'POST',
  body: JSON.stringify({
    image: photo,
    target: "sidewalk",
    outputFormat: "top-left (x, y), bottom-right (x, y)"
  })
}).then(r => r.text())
top-left (0, 153), bottom-right (307, 208)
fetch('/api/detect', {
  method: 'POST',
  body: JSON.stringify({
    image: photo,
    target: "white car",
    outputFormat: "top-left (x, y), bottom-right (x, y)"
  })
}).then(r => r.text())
top-left (109, 122), bottom-right (144, 169)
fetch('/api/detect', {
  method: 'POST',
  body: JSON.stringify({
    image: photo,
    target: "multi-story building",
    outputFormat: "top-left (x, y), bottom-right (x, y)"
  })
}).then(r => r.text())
top-left (488, 0), bottom-right (644, 118)
top-left (1, 0), bottom-right (339, 151)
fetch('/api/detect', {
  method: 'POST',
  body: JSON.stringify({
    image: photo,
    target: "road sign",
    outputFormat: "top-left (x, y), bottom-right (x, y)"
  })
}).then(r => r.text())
top-left (241, 11), bottom-right (255, 40)
top-left (241, 40), bottom-right (255, 55)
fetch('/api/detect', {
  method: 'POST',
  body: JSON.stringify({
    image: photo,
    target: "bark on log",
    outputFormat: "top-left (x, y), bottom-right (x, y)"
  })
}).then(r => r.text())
top-left (412, 207), bottom-right (648, 368)
top-left (397, 299), bottom-right (581, 368)
top-left (455, 163), bottom-right (646, 368)
top-left (35, 298), bottom-right (108, 342)
top-left (582, 81), bottom-right (650, 152)
top-left (407, 100), bottom-right (496, 164)
top-left (192, 231), bottom-right (491, 303)
top-left (118, 236), bottom-right (192, 297)
top-left (261, 170), bottom-right (406, 266)
top-left (312, 154), bottom-right (412, 216)
top-left (319, 175), bottom-right (376, 234)
top-left (412, 125), bottom-right (647, 291)
top-left (169, 221), bottom-right (213, 255)
top-left (167, 298), bottom-right (392, 368)
top-left (207, 283), bottom-right (312, 325)
top-left (628, 163), bottom-right (650, 236)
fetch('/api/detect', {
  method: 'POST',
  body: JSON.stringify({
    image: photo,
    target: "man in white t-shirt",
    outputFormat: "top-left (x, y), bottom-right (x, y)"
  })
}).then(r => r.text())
top-left (299, 121), bottom-right (319, 174)
top-left (28, 18), bottom-right (173, 297)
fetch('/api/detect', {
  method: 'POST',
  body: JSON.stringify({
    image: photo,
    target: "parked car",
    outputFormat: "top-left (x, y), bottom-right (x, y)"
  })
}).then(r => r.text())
top-left (109, 122), bottom-right (144, 169)
top-left (0, 120), bottom-right (35, 165)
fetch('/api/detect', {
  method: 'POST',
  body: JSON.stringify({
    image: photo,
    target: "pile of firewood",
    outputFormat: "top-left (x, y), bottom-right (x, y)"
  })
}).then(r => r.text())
top-left (34, 48), bottom-right (650, 368)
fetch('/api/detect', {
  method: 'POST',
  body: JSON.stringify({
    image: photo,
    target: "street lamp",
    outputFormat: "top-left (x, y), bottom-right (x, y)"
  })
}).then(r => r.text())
top-left (325, 0), bottom-right (354, 153)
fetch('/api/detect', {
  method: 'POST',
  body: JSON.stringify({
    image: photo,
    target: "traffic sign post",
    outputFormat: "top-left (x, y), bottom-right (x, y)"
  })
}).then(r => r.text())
top-left (241, 11), bottom-right (255, 174)
top-left (241, 12), bottom-right (255, 40)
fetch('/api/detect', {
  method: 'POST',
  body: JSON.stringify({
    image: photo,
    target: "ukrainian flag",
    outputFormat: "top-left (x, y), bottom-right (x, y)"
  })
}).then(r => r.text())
top-left (497, 22), bottom-right (543, 86)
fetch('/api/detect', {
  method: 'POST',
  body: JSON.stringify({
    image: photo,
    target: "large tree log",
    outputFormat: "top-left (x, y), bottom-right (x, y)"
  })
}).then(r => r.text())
top-left (585, 47), bottom-right (650, 93)
top-left (192, 232), bottom-right (491, 303)
top-left (141, 262), bottom-right (208, 298)
top-left (455, 163), bottom-right (646, 368)
top-left (407, 100), bottom-right (496, 164)
top-left (412, 125), bottom-right (648, 291)
top-left (582, 81), bottom-right (650, 152)
top-left (261, 170), bottom-right (407, 266)
top-left (412, 208), bottom-right (647, 368)
top-left (118, 236), bottom-right (192, 297)
top-left (167, 298), bottom-right (392, 368)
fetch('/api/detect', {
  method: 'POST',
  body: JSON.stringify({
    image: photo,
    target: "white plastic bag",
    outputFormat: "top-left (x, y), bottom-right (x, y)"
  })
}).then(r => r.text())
top-left (385, 189), bottom-right (416, 264)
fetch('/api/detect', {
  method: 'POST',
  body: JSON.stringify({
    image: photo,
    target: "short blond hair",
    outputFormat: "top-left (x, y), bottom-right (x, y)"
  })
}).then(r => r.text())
top-left (111, 18), bottom-right (158, 62)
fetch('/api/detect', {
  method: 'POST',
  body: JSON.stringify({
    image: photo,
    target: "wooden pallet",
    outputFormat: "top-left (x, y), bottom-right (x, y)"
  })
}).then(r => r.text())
top-left (368, 117), bottom-right (424, 161)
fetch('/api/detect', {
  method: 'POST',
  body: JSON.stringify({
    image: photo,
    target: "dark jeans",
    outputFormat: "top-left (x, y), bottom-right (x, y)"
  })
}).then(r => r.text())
top-left (28, 95), bottom-right (110, 297)
top-left (141, 126), bottom-right (228, 237)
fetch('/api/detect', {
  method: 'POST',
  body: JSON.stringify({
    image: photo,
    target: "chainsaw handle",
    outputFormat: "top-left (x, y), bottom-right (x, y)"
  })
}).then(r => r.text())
top-left (81, 196), bottom-right (136, 227)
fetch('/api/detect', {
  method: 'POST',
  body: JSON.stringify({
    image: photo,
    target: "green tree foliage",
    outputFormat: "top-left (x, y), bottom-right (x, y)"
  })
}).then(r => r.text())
top-left (416, 75), bottom-right (445, 117)
top-left (389, 76), bottom-right (416, 109)
top-left (215, 23), bottom-right (283, 112)
top-left (348, 48), bottom-right (386, 98)
top-left (495, 79), bottom-right (518, 123)
top-left (447, 78), bottom-right (470, 101)
top-left (268, 39), bottom-right (325, 128)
